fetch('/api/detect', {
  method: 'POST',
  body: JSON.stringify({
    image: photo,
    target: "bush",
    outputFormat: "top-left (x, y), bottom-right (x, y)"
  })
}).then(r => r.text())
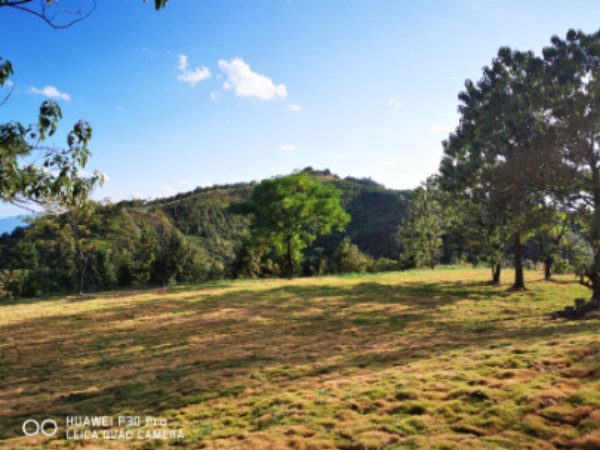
top-left (0, 269), bottom-right (32, 299)
top-left (553, 258), bottom-right (572, 274)
top-left (367, 257), bottom-right (399, 273)
top-left (335, 239), bottom-right (368, 273)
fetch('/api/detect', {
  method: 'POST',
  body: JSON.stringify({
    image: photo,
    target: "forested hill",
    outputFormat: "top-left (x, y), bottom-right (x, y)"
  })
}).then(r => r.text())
top-left (0, 169), bottom-right (414, 296)
top-left (152, 168), bottom-right (414, 262)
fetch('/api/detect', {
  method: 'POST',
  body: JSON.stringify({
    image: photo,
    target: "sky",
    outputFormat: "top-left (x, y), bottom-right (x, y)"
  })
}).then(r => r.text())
top-left (2, 0), bottom-right (600, 219)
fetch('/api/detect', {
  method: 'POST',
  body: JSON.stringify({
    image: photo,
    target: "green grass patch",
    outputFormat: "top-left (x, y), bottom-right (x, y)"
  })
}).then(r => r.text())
top-left (0, 268), bottom-right (598, 448)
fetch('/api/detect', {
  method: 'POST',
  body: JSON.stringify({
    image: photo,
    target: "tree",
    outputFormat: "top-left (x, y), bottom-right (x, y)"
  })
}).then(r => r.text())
top-left (151, 226), bottom-right (188, 287)
top-left (49, 187), bottom-right (104, 296)
top-left (533, 207), bottom-right (571, 280)
top-left (440, 46), bottom-right (552, 290)
top-left (0, 0), bottom-right (167, 209)
top-left (445, 195), bottom-right (510, 284)
top-left (542, 29), bottom-right (600, 299)
top-left (397, 177), bottom-right (450, 270)
top-left (236, 172), bottom-right (350, 278)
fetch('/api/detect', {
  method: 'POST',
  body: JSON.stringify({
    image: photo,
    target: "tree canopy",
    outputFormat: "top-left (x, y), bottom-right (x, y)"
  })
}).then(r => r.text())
top-left (236, 172), bottom-right (350, 278)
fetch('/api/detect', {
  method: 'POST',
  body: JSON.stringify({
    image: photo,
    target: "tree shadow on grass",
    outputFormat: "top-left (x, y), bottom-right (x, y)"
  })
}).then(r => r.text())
top-left (0, 278), bottom-right (594, 442)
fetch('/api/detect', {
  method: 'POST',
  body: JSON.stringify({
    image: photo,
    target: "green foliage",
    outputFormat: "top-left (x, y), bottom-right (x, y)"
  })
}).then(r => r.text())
top-left (367, 257), bottom-right (399, 273)
top-left (0, 98), bottom-right (102, 210)
top-left (397, 177), bottom-right (450, 269)
top-left (151, 226), bottom-right (189, 287)
top-left (237, 172), bottom-right (350, 278)
top-left (0, 269), bottom-right (31, 300)
top-left (334, 238), bottom-right (368, 273)
top-left (0, 170), bottom-right (414, 296)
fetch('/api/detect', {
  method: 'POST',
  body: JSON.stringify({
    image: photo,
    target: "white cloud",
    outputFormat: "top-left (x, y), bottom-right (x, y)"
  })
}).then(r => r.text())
top-left (287, 103), bottom-right (303, 112)
top-left (30, 85), bottom-right (71, 101)
top-left (429, 125), bottom-right (454, 133)
top-left (116, 105), bottom-right (126, 112)
top-left (388, 97), bottom-right (401, 112)
top-left (210, 91), bottom-right (222, 101)
top-left (278, 144), bottom-right (296, 152)
top-left (176, 54), bottom-right (211, 87)
top-left (218, 58), bottom-right (287, 100)
top-left (177, 54), bottom-right (189, 71)
top-left (3, 79), bottom-right (14, 88)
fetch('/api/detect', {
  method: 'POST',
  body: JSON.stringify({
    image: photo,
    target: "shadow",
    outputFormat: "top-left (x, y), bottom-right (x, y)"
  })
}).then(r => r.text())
top-left (0, 276), bottom-right (595, 442)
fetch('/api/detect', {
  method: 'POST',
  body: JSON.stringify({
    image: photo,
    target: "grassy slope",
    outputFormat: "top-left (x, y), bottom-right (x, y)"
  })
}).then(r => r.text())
top-left (0, 268), bottom-right (599, 449)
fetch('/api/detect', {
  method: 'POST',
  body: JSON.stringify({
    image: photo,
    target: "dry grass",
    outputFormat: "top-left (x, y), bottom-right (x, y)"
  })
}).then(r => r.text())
top-left (0, 268), bottom-right (599, 449)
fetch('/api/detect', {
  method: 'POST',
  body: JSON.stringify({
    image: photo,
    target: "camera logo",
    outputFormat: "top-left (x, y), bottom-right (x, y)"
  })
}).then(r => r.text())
top-left (22, 419), bottom-right (59, 437)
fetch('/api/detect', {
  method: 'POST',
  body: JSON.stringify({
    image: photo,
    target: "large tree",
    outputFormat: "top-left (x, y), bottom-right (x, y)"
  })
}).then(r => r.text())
top-left (237, 172), bottom-right (350, 278)
top-left (440, 46), bottom-right (553, 290)
top-left (542, 29), bottom-right (600, 299)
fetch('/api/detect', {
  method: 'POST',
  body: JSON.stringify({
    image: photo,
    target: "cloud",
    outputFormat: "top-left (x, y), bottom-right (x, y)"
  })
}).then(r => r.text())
top-left (287, 103), bottom-right (303, 112)
top-left (388, 97), bottom-right (401, 112)
top-left (278, 144), bottom-right (296, 152)
top-left (116, 105), bottom-right (126, 112)
top-left (210, 91), bottom-right (222, 101)
top-left (218, 58), bottom-right (287, 100)
top-left (30, 85), bottom-right (71, 101)
top-left (177, 54), bottom-right (211, 87)
top-left (177, 54), bottom-right (189, 71)
top-left (3, 79), bottom-right (14, 88)
top-left (429, 125), bottom-right (454, 133)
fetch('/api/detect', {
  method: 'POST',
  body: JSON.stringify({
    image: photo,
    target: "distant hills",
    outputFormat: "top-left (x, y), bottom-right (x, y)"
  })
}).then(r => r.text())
top-left (151, 168), bottom-right (414, 263)
top-left (0, 169), bottom-right (415, 293)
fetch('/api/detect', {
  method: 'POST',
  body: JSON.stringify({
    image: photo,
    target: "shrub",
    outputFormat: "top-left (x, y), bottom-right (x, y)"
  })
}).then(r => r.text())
top-left (367, 257), bottom-right (399, 273)
top-left (335, 239), bottom-right (368, 273)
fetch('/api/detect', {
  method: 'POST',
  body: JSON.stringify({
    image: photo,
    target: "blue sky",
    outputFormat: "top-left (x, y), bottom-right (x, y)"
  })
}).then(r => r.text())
top-left (2, 0), bottom-right (600, 219)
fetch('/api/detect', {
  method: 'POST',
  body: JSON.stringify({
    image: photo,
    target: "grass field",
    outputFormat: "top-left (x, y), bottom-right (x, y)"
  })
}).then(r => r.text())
top-left (0, 268), bottom-right (599, 449)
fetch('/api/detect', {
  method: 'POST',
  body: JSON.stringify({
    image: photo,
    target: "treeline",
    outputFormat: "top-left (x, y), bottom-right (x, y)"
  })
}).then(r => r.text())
top-left (0, 170), bottom-right (413, 298)
top-left (396, 28), bottom-right (600, 294)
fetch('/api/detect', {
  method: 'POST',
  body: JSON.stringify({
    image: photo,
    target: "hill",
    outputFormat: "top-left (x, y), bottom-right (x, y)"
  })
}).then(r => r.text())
top-left (153, 168), bottom-right (413, 264)
top-left (1, 268), bottom-right (598, 448)
top-left (0, 169), bottom-right (414, 296)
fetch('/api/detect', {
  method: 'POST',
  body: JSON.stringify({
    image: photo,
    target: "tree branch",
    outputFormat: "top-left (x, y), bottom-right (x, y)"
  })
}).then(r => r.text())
top-left (2, 0), bottom-right (96, 29)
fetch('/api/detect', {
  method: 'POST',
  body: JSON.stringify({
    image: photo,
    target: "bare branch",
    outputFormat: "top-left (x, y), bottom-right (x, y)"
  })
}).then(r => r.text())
top-left (1, 0), bottom-right (97, 29)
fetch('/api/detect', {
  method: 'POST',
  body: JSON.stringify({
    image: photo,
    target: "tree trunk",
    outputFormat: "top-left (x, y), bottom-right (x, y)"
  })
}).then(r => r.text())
top-left (591, 238), bottom-right (600, 300)
top-left (511, 231), bottom-right (525, 290)
top-left (76, 255), bottom-right (89, 296)
top-left (492, 263), bottom-right (501, 285)
top-left (286, 236), bottom-right (295, 279)
top-left (544, 256), bottom-right (552, 280)
top-left (428, 239), bottom-right (435, 269)
top-left (589, 152), bottom-right (600, 299)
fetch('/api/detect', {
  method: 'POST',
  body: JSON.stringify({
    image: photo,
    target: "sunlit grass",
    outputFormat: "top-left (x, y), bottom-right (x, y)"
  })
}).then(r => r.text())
top-left (0, 268), bottom-right (598, 449)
